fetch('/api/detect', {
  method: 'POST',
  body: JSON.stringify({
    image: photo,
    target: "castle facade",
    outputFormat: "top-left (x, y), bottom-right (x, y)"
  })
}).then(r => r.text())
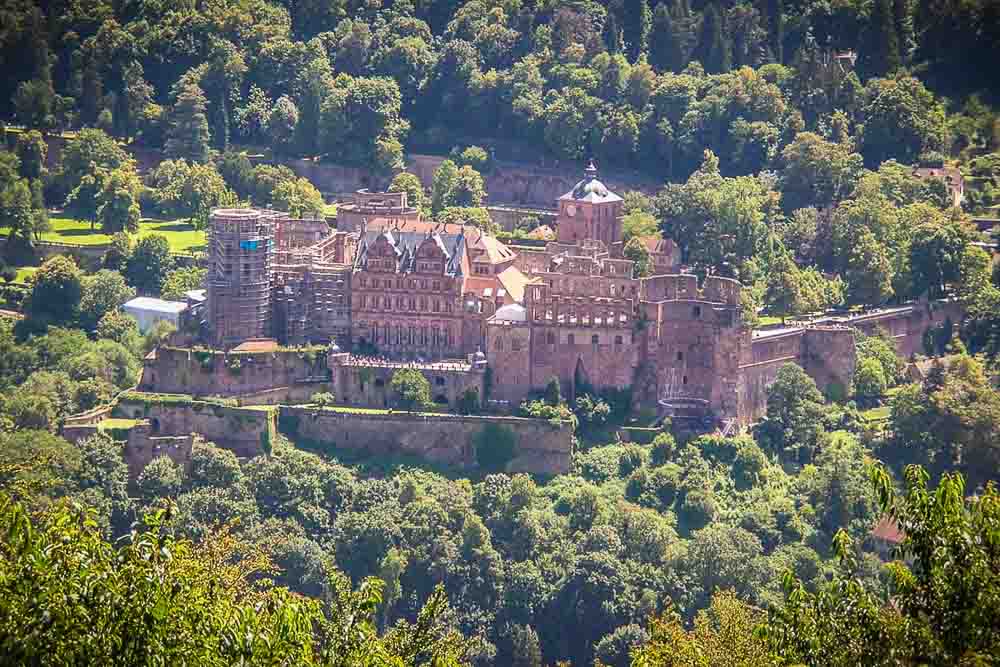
top-left (190, 164), bottom-right (957, 426)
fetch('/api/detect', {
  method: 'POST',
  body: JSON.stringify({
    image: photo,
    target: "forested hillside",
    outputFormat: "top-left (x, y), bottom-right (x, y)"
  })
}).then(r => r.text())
top-left (2, 0), bottom-right (999, 176)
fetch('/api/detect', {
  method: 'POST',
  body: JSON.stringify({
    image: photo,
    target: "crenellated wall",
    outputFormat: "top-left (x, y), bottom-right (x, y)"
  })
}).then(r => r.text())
top-left (279, 406), bottom-right (573, 474)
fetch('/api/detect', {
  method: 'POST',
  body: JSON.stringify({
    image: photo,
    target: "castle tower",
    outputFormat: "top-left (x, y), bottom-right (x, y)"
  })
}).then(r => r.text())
top-left (555, 161), bottom-right (624, 246)
top-left (207, 209), bottom-right (279, 347)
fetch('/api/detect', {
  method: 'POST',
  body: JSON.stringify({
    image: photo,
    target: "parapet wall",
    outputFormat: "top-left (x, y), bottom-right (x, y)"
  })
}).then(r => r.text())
top-left (640, 274), bottom-right (741, 306)
top-left (278, 406), bottom-right (573, 475)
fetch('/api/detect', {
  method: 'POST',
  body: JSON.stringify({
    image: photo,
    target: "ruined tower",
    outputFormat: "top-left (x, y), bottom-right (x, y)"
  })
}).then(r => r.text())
top-left (207, 209), bottom-right (279, 347)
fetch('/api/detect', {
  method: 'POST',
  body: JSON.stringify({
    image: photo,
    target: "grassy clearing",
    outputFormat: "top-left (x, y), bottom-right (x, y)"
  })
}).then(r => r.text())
top-left (0, 216), bottom-right (206, 254)
top-left (99, 418), bottom-right (143, 429)
top-left (860, 405), bottom-right (891, 422)
top-left (757, 315), bottom-right (784, 326)
top-left (13, 266), bottom-right (37, 283)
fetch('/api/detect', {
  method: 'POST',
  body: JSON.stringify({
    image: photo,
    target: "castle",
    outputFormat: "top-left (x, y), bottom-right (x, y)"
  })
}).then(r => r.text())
top-left (147, 163), bottom-right (961, 427)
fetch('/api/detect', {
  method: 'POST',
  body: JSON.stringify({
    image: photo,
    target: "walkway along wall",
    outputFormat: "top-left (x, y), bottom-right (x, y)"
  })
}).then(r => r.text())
top-left (278, 406), bottom-right (573, 475)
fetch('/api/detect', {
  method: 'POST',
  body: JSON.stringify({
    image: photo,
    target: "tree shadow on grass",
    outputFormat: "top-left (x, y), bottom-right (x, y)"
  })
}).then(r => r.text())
top-left (58, 227), bottom-right (101, 237)
top-left (146, 223), bottom-right (196, 233)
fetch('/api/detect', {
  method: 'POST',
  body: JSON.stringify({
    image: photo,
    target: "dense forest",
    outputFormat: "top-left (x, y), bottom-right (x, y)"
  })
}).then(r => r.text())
top-left (2, 0), bottom-right (1000, 664)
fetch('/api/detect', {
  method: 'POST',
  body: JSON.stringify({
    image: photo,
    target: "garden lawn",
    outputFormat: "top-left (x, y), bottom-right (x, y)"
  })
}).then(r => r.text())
top-left (860, 405), bottom-right (891, 423)
top-left (0, 216), bottom-right (206, 254)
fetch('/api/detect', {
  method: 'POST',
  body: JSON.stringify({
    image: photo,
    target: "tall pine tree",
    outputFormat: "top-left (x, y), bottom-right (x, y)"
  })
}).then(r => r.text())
top-left (894, 0), bottom-right (915, 65)
top-left (650, 3), bottom-right (685, 72)
top-left (694, 4), bottom-right (731, 74)
top-left (604, 12), bottom-right (624, 55)
top-left (623, 0), bottom-right (653, 62)
top-left (767, 0), bottom-right (784, 64)
top-left (862, 0), bottom-right (901, 78)
top-left (165, 82), bottom-right (212, 163)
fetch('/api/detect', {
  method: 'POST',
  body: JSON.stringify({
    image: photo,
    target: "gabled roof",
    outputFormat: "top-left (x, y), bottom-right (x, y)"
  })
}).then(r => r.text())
top-left (496, 265), bottom-right (532, 304)
top-left (358, 228), bottom-right (466, 277)
top-left (470, 230), bottom-right (517, 264)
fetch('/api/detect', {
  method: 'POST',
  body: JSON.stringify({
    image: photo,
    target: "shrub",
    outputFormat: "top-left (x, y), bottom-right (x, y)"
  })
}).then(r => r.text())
top-left (680, 488), bottom-right (718, 532)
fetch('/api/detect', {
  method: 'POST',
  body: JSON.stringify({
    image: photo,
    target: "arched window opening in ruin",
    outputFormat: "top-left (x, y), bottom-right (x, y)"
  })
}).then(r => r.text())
top-left (434, 394), bottom-right (448, 405)
top-left (591, 334), bottom-right (599, 344)
top-left (435, 377), bottom-right (446, 386)
top-left (682, 376), bottom-right (688, 385)
top-left (567, 334), bottom-right (575, 345)
top-left (677, 351), bottom-right (684, 361)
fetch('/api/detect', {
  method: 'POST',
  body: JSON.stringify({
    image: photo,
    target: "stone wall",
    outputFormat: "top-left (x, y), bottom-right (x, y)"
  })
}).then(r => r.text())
top-left (124, 425), bottom-right (194, 480)
top-left (279, 406), bottom-right (572, 474)
top-left (739, 330), bottom-right (807, 422)
top-left (800, 326), bottom-right (857, 399)
top-left (737, 326), bottom-right (858, 422)
top-left (231, 384), bottom-right (333, 406)
top-left (842, 300), bottom-right (966, 357)
top-left (328, 358), bottom-right (486, 409)
top-left (116, 395), bottom-right (275, 458)
top-left (140, 345), bottom-right (329, 396)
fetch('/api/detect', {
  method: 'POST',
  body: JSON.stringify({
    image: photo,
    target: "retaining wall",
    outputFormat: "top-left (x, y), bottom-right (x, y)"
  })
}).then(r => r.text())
top-left (278, 406), bottom-right (573, 475)
top-left (116, 395), bottom-right (275, 459)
